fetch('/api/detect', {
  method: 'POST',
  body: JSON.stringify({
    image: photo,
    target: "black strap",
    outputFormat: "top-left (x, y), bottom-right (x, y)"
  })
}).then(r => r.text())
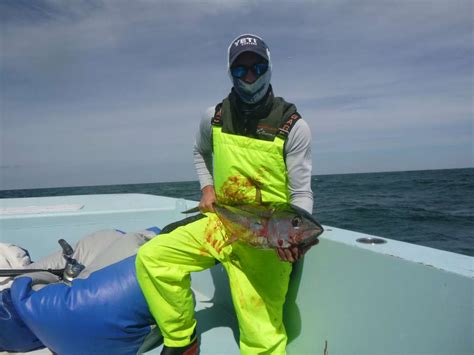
top-left (0, 268), bottom-right (64, 277)
top-left (277, 112), bottom-right (302, 139)
top-left (159, 214), bottom-right (207, 234)
top-left (211, 103), bottom-right (223, 126)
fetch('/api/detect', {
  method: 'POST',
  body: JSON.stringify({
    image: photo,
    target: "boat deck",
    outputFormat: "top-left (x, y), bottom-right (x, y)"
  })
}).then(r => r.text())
top-left (11, 288), bottom-right (240, 355)
top-left (1, 194), bottom-right (472, 355)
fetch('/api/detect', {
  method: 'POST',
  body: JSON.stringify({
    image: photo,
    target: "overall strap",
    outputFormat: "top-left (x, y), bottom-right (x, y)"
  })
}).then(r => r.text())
top-left (211, 103), bottom-right (223, 126)
top-left (277, 112), bottom-right (301, 140)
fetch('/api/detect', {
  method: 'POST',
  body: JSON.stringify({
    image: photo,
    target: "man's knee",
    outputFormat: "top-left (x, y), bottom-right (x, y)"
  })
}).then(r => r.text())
top-left (136, 237), bottom-right (166, 267)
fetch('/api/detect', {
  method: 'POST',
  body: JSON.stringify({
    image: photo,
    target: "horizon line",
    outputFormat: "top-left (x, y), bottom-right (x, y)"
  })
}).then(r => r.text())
top-left (1, 166), bottom-right (472, 193)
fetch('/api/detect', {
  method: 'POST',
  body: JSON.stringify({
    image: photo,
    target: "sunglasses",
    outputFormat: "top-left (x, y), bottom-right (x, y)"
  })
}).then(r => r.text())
top-left (230, 63), bottom-right (269, 79)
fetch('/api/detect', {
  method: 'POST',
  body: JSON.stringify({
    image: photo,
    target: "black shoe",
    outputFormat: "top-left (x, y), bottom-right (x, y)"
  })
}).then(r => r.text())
top-left (161, 329), bottom-right (198, 355)
top-left (160, 338), bottom-right (198, 355)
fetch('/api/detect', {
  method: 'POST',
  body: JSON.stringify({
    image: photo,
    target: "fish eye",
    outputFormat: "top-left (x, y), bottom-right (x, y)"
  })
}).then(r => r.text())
top-left (291, 216), bottom-right (302, 227)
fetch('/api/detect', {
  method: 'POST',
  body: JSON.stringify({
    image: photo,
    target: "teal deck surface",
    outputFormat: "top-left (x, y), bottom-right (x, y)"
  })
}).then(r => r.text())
top-left (1, 194), bottom-right (472, 355)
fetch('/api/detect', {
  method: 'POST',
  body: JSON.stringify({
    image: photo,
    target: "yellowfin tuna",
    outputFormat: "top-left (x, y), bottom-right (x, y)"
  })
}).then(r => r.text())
top-left (184, 203), bottom-right (323, 249)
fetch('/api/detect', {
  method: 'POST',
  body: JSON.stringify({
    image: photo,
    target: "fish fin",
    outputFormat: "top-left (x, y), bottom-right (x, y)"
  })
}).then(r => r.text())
top-left (221, 234), bottom-right (239, 248)
top-left (246, 177), bottom-right (263, 204)
top-left (255, 186), bottom-right (262, 204)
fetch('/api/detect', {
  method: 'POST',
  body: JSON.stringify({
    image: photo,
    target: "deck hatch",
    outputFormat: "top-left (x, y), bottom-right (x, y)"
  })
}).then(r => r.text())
top-left (356, 237), bottom-right (387, 245)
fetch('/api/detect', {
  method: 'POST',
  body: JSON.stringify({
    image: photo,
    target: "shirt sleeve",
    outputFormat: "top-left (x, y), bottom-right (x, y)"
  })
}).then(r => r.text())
top-left (193, 107), bottom-right (215, 190)
top-left (284, 119), bottom-right (314, 214)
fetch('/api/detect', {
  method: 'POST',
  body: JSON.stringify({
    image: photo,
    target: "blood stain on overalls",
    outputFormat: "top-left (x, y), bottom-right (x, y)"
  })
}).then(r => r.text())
top-left (204, 215), bottom-right (226, 254)
top-left (219, 173), bottom-right (265, 205)
top-left (228, 274), bottom-right (247, 311)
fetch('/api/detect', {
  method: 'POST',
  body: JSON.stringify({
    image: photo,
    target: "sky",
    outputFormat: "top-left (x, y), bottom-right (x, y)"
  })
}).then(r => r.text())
top-left (0, 0), bottom-right (472, 190)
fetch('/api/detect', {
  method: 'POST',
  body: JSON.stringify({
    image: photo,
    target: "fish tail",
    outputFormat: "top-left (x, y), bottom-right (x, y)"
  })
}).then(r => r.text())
top-left (181, 206), bottom-right (200, 214)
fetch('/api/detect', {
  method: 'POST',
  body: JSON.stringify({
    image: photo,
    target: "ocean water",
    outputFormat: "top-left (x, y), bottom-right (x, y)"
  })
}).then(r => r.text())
top-left (1, 168), bottom-right (472, 256)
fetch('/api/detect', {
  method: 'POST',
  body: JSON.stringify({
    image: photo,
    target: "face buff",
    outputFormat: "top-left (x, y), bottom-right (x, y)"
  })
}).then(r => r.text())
top-left (230, 66), bottom-right (272, 104)
top-left (227, 34), bottom-right (273, 104)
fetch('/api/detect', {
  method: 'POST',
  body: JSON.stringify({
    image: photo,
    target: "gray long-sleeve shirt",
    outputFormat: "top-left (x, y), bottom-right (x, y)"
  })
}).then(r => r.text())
top-left (193, 106), bottom-right (314, 213)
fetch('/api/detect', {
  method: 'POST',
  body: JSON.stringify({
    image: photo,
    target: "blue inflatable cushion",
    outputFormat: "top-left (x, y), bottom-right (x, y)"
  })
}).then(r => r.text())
top-left (10, 255), bottom-right (156, 355)
top-left (0, 288), bottom-right (44, 352)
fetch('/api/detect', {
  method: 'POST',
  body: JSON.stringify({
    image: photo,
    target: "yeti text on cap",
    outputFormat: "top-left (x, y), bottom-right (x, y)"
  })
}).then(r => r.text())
top-left (234, 37), bottom-right (258, 47)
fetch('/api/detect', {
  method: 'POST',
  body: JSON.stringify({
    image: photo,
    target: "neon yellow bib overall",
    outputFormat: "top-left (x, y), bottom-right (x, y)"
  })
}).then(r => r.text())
top-left (212, 125), bottom-right (289, 205)
top-left (136, 122), bottom-right (293, 354)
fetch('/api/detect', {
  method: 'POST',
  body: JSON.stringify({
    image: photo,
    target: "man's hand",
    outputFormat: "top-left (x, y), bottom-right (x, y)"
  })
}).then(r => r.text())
top-left (276, 238), bottom-right (319, 263)
top-left (199, 185), bottom-right (216, 213)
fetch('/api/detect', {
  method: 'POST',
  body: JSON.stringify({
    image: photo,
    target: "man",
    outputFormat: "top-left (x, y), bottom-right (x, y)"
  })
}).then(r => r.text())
top-left (136, 34), bottom-right (315, 355)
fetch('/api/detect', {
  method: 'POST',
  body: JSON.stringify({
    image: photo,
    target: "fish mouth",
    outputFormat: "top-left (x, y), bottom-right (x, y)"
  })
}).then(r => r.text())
top-left (297, 225), bottom-right (322, 233)
top-left (293, 226), bottom-right (323, 240)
